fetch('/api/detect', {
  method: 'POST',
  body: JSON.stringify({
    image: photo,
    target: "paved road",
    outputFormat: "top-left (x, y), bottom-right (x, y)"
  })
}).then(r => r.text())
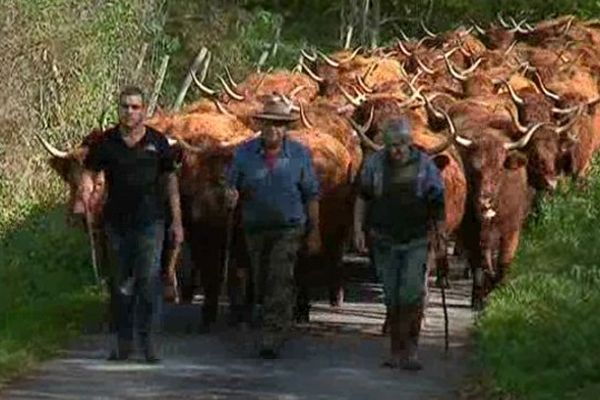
top-left (1, 259), bottom-right (475, 400)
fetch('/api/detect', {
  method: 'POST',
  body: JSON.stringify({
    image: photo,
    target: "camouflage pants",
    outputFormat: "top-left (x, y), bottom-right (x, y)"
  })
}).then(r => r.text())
top-left (371, 234), bottom-right (428, 307)
top-left (245, 227), bottom-right (303, 349)
top-left (105, 221), bottom-right (165, 344)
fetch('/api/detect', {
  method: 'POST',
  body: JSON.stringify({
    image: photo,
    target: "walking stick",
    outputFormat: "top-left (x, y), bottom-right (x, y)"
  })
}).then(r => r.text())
top-left (222, 209), bottom-right (235, 295)
top-left (432, 218), bottom-right (450, 355)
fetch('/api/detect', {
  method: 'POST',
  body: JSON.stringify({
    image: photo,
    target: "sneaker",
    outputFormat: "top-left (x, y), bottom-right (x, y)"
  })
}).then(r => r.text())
top-left (258, 348), bottom-right (278, 359)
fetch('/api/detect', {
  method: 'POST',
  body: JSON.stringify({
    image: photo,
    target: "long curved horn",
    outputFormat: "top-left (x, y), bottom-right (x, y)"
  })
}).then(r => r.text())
top-left (416, 36), bottom-right (433, 48)
top-left (497, 12), bottom-right (511, 29)
top-left (552, 105), bottom-right (580, 115)
top-left (339, 46), bottom-right (363, 63)
top-left (280, 94), bottom-right (300, 112)
top-left (363, 62), bottom-right (379, 80)
top-left (301, 49), bottom-right (317, 62)
top-left (410, 69), bottom-right (423, 86)
top-left (224, 66), bottom-right (238, 88)
top-left (503, 40), bottom-right (518, 56)
top-left (317, 51), bottom-right (340, 67)
top-left (562, 16), bottom-right (575, 35)
top-left (462, 57), bottom-right (485, 75)
top-left (299, 103), bottom-right (313, 129)
top-left (396, 86), bottom-right (425, 108)
top-left (420, 19), bottom-right (437, 38)
top-left (415, 56), bottom-right (435, 75)
top-left (397, 39), bottom-right (413, 57)
top-left (471, 20), bottom-right (486, 35)
top-left (424, 95), bottom-right (445, 120)
top-left (555, 106), bottom-right (583, 134)
top-left (289, 85), bottom-right (306, 98)
top-left (356, 75), bottom-right (374, 93)
top-left (170, 137), bottom-right (209, 153)
top-left (218, 75), bottom-right (244, 101)
top-left (213, 99), bottom-right (234, 117)
top-left (35, 132), bottom-right (69, 158)
top-left (504, 122), bottom-right (546, 150)
top-left (534, 72), bottom-right (561, 101)
top-left (300, 59), bottom-right (324, 82)
top-left (192, 72), bottom-right (218, 96)
top-left (399, 29), bottom-right (411, 42)
top-left (444, 54), bottom-right (467, 81)
top-left (442, 110), bottom-right (473, 147)
top-left (497, 78), bottom-right (524, 105)
top-left (347, 107), bottom-right (380, 151)
top-left (338, 84), bottom-right (365, 107)
top-left (506, 104), bottom-right (528, 133)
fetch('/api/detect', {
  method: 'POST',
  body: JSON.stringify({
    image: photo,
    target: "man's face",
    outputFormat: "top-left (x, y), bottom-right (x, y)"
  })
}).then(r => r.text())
top-left (261, 120), bottom-right (288, 150)
top-left (118, 94), bottom-right (145, 129)
top-left (387, 136), bottom-right (412, 161)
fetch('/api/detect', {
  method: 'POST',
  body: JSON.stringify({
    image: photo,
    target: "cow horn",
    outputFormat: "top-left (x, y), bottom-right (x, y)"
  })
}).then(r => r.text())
top-left (420, 19), bottom-right (437, 38)
top-left (410, 69), bottom-right (423, 87)
top-left (279, 94), bottom-right (300, 112)
top-left (506, 104), bottom-right (528, 133)
top-left (35, 132), bottom-right (69, 158)
top-left (471, 20), bottom-right (486, 35)
top-left (298, 103), bottom-right (314, 129)
top-left (497, 12), bottom-right (511, 29)
top-left (552, 105), bottom-right (580, 115)
top-left (218, 75), bottom-right (244, 101)
top-left (399, 29), bottom-right (411, 42)
top-left (213, 99), bottom-right (234, 117)
top-left (301, 49), bottom-right (317, 62)
top-left (224, 66), bottom-right (238, 88)
top-left (300, 59), bottom-right (324, 82)
top-left (503, 40), bottom-right (518, 56)
top-left (363, 62), bottom-right (379, 80)
top-left (416, 36), bottom-right (433, 48)
top-left (317, 51), bottom-right (340, 67)
top-left (534, 72), bottom-right (561, 101)
top-left (396, 86), bottom-right (425, 108)
top-left (587, 96), bottom-right (600, 108)
top-left (338, 84), bottom-right (365, 107)
top-left (192, 72), bottom-right (218, 96)
top-left (509, 17), bottom-right (530, 34)
top-left (498, 78), bottom-right (524, 105)
top-left (397, 39), bottom-right (413, 57)
top-left (340, 46), bottom-right (363, 63)
top-left (415, 56), bottom-right (435, 75)
top-left (348, 107), bottom-right (380, 151)
top-left (562, 16), bottom-right (575, 35)
top-left (462, 57), bottom-right (484, 75)
top-left (424, 95), bottom-right (445, 121)
top-left (555, 106), bottom-right (583, 134)
top-left (443, 110), bottom-right (473, 147)
top-left (171, 137), bottom-right (209, 153)
top-left (356, 75), bottom-right (374, 93)
top-left (289, 85), bottom-right (306, 98)
top-left (504, 122), bottom-right (546, 150)
top-left (444, 54), bottom-right (467, 81)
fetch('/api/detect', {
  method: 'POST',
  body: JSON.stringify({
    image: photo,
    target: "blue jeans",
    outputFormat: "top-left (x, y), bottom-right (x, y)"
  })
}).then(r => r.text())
top-left (105, 221), bottom-right (164, 343)
top-left (371, 234), bottom-right (428, 307)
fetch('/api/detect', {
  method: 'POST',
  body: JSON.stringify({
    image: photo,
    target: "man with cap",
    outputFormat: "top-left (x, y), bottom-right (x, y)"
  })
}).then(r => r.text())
top-left (226, 95), bottom-right (321, 359)
top-left (353, 117), bottom-right (445, 370)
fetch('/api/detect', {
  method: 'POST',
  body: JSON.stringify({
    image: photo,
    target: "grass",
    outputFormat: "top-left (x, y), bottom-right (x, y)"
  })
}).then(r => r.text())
top-left (475, 160), bottom-right (600, 399)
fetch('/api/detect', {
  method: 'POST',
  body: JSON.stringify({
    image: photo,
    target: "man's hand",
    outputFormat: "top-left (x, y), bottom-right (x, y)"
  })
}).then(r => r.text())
top-left (224, 188), bottom-right (239, 210)
top-left (169, 219), bottom-right (184, 245)
top-left (306, 227), bottom-right (322, 255)
top-left (354, 229), bottom-right (367, 254)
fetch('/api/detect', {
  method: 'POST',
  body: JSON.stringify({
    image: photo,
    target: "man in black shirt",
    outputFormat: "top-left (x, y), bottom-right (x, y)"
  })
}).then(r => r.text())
top-left (81, 86), bottom-right (183, 362)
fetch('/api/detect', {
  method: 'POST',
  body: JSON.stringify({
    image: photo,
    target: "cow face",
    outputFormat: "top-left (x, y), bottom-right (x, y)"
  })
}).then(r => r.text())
top-left (458, 134), bottom-right (527, 222)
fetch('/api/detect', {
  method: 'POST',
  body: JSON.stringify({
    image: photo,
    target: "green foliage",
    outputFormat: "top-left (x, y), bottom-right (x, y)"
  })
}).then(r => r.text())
top-left (476, 160), bottom-right (600, 399)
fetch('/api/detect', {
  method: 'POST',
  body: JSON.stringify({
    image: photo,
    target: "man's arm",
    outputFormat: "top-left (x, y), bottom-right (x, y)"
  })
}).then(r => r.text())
top-left (167, 172), bottom-right (183, 230)
top-left (298, 148), bottom-right (321, 254)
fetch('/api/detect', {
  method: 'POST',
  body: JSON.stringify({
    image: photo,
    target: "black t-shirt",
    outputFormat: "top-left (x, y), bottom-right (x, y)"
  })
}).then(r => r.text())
top-left (84, 126), bottom-right (176, 229)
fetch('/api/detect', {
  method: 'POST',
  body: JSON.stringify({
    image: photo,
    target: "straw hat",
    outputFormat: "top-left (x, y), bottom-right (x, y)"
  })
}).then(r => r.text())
top-left (252, 95), bottom-right (299, 122)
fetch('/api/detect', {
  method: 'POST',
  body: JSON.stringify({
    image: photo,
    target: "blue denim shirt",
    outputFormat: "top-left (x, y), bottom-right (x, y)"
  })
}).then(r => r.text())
top-left (359, 147), bottom-right (445, 222)
top-left (227, 137), bottom-right (320, 231)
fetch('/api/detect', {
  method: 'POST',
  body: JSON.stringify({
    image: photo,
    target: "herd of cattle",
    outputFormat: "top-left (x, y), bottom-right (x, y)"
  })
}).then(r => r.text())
top-left (37, 14), bottom-right (600, 323)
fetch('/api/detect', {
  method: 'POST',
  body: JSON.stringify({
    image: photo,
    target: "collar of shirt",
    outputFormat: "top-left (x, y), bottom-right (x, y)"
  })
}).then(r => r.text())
top-left (254, 136), bottom-right (291, 158)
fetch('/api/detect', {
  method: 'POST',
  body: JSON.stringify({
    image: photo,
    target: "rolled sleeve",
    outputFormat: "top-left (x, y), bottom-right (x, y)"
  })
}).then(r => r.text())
top-left (299, 148), bottom-right (319, 202)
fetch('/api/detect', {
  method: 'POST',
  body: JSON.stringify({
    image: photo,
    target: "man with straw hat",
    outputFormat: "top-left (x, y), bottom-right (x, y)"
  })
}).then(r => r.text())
top-left (226, 95), bottom-right (321, 359)
top-left (353, 117), bottom-right (446, 371)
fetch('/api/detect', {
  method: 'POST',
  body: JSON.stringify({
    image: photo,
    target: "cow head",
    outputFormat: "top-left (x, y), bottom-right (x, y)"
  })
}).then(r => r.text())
top-left (445, 112), bottom-right (540, 222)
top-left (36, 130), bottom-right (107, 222)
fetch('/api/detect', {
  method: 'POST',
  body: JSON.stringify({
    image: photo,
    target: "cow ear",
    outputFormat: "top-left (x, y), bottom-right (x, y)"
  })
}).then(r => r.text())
top-left (432, 154), bottom-right (450, 171)
top-left (504, 152), bottom-right (528, 169)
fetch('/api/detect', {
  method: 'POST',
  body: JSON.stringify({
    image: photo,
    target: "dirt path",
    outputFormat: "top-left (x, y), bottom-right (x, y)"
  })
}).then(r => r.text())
top-left (1, 259), bottom-right (475, 400)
